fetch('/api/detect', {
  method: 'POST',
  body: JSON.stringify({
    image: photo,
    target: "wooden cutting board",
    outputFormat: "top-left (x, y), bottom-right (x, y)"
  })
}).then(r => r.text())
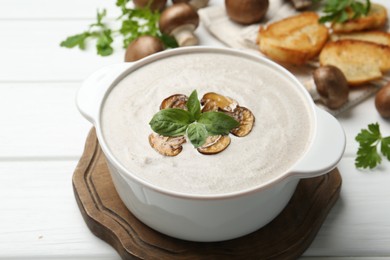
top-left (72, 128), bottom-right (342, 260)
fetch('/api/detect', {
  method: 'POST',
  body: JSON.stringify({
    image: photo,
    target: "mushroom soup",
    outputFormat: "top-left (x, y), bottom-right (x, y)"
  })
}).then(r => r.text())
top-left (101, 52), bottom-right (313, 195)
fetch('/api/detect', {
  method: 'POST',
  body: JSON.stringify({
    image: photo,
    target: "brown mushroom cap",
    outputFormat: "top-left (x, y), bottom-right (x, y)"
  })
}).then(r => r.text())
top-left (225, 0), bottom-right (269, 25)
top-left (228, 106), bottom-right (255, 137)
top-left (160, 94), bottom-right (188, 110)
top-left (125, 35), bottom-right (164, 62)
top-left (149, 133), bottom-right (186, 156)
top-left (375, 82), bottom-right (390, 118)
top-left (159, 3), bottom-right (199, 36)
top-left (133, 0), bottom-right (167, 11)
top-left (172, 0), bottom-right (209, 9)
top-left (200, 92), bottom-right (238, 112)
top-left (313, 65), bottom-right (349, 109)
top-left (197, 135), bottom-right (231, 155)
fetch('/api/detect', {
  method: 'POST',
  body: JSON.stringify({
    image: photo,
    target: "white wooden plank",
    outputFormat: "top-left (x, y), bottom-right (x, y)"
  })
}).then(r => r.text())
top-left (0, 0), bottom-right (386, 20)
top-left (303, 157), bottom-right (390, 257)
top-left (0, 0), bottom-right (120, 19)
top-left (0, 20), bottom-right (125, 82)
top-left (0, 160), bottom-right (120, 259)
top-left (0, 20), bottom-right (221, 82)
top-left (0, 83), bottom-right (91, 158)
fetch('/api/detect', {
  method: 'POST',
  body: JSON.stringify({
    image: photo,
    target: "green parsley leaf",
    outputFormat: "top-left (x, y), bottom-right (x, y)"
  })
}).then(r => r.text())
top-left (60, 3), bottom-right (177, 57)
top-left (160, 33), bottom-right (179, 48)
top-left (120, 7), bottom-right (166, 48)
top-left (187, 90), bottom-right (201, 120)
top-left (149, 108), bottom-right (193, 137)
top-left (356, 144), bottom-right (382, 169)
top-left (198, 112), bottom-right (240, 136)
top-left (96, 29), bottom-right (114, 56)
top-left (116, 0), bottom-right (129, 7)
top-left (60, 9), bottom-right (113, 57)
top-left (355, 122), bottom-right (390, 169)
top-left (60, 32), bottom-right (91, 50)
top-left (380, 136), bottom-right (390, 161)
top-left (318, 0), bottom-right (371, 24)
top-left (355, 122), bottom-right (381, 146)
top-left (187, 123), bottom-right (208, 148)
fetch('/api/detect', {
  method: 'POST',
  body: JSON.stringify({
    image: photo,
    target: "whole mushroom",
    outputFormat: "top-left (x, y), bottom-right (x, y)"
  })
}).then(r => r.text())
top-left (125, 35), bottom-right (164, 62)
top-left (225, 0), bottom-right (269, 25)
top-left (159, 3), bottom-right (200, 46)
top-left (313, 65), bottom-right (349, 109)
top-left (375, 82), bottom-right (390, 118)
top-left (133, 0), bottom-right (167, 11)
top-left (172, 0), bottom-right (209, 10)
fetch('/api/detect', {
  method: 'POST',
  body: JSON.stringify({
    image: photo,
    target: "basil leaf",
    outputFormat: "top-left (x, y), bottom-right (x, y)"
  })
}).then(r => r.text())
top-left (187, 123), bottom-right (208, 148)
top-left (187, 90), bottom-right (201, 120)
top-left (198, 112), bottom-right (240, 135)
top-left (149, 108), bottom-right (192, 136)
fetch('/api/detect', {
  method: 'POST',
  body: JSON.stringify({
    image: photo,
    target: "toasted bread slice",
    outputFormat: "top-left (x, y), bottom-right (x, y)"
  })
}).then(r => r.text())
top-left (331, 3), bottom-right (388, 33)
top-left (258, 12), bottom-right (329, 65)
top-left (319, 40), bottom-right (390, 85)
top-left (331, 31), bottom-right (390, 47)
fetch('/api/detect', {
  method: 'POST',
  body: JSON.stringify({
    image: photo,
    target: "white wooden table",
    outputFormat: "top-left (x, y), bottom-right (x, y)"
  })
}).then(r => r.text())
top-left (0, 0), bottom-right (389, 259)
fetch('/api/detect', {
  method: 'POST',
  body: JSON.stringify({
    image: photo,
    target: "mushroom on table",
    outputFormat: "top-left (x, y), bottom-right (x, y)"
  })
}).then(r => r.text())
top-left (375, 82), bottom-right (390, 118)
top-left (313, 65), bottom-right (350, 109)
top-left (124, 35), bottom-right (164, 62)
top-left (225, 0), bottom-right (269, 25)
top-left (133, 0), bottom-right (167, 11)
top-left (172, 0), bottom-right (209, 10)
top-left (159, 3), bottom-right (200, 46)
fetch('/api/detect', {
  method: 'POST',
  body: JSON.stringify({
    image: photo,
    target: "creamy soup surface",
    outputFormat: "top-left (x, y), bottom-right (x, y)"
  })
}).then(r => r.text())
top-left (101, 52), bottom-right (313, 195)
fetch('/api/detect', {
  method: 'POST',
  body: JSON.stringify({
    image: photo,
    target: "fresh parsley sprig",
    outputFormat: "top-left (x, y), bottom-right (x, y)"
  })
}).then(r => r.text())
top-left (317, 0), bottom-right (371, 24)
top-left (355, 123), bottom-right (390, 169)
top-left (149, 90), bottom-right (240, 148)
top-left (60, 1), bottom-right (177, 57)
top-left (60, 9), bottom-right (114, 56)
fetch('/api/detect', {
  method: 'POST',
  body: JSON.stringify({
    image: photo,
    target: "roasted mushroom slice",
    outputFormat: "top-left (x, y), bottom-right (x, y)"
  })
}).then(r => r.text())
top-left (228, 106), bottom-right (255, 137)
top-left (197, 135), bottom-right (231, 155)
top-left (160, 94), bottom-right (188, 110)
top-left (200, 92), bottom-right (238, 112)
top-left (149, 133), bottom-right (186, 156)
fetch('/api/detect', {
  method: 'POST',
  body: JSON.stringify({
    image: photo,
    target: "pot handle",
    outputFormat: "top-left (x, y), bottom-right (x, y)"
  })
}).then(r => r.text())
top-left (289, 107), bottom-right (346, 179)
top-left (76, 63), bottom-right (133, 123)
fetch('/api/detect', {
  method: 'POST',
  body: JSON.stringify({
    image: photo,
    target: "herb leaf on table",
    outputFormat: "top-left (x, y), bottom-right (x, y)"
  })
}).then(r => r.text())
top-left (60, 1), bottom-right (177, 56)
top-left (355, 123), bottom-right (390, 169)
top-left (315, 0), bottom-right (371, 24)
top-left (60, 9), bottom-right (114, 56)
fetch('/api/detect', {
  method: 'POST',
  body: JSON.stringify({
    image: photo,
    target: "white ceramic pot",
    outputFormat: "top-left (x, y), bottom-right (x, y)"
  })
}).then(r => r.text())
top-left (77, 47), bottom-right (345, 242)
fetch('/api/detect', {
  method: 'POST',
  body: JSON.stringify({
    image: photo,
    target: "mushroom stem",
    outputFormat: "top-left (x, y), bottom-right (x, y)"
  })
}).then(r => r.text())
top-left (172, 0), bottom-right (209, 10)
top-left (171, 24), bottom-right (198, 46)
top-left (188, 0), bottom-right (209, 10)
top-left (290, 0), bottom-right (312, 10)
top-left (303, 79), bottom-right (321, 101)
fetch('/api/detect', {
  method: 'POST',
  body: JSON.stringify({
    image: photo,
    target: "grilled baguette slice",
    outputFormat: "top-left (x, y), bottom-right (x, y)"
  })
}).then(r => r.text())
top-left (330, 31), bottom-right (390, 47)
top-left (319, 40), bottom-right (390, 85)
top-left (331, 3), bottom-right (388, 33)
top-left (258, 12), bottom-right (328, 65)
